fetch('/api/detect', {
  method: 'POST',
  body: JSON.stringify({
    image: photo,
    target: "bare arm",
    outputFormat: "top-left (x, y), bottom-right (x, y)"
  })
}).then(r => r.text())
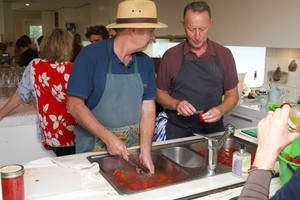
top-left (0, 91), bottom-right (24, 120)
top-left (139, 99), bottom-right (156, 173)
top-left (67, 95), bottom-right (129, 160)
top-left (203, 86), bottom-right (239, 123)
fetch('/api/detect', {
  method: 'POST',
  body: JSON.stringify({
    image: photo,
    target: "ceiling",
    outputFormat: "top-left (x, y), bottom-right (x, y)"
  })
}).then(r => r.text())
top-left (3, 0), bottom-right (91, 11)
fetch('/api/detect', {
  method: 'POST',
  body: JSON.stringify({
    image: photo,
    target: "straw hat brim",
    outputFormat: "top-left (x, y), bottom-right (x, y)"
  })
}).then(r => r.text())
top-left (106, 22), bottom-right (167, 29)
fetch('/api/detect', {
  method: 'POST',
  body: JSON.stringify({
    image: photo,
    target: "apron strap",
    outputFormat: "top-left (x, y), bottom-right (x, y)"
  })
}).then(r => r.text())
top-left (108, 39), bottom-right (138, 74)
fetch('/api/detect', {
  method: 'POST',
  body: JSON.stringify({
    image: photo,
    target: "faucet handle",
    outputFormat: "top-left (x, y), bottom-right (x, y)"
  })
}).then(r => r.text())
top-left (217, 124), bottom-right (235, 150)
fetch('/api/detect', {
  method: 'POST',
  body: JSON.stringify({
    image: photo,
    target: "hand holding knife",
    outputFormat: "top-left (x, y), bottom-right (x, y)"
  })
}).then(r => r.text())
top-left (177, 110), bottom-right (205, 121)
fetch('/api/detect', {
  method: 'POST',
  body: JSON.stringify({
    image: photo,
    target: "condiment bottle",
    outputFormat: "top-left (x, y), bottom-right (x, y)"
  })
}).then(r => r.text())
top-left (288, 104), bottom-right (300, 131)
top-left (0, 164), bottom-right (25, 200)
top-left (232, 143), bottom-right (251, 178)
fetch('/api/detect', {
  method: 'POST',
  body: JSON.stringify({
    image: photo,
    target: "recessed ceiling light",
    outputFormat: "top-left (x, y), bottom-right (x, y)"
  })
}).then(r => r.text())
top-left (25, 3), bottom-right (30, 6)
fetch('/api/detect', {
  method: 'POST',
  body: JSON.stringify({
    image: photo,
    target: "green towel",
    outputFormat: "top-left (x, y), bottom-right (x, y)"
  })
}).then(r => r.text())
top-left (241, 128), bottom-right (257, 138)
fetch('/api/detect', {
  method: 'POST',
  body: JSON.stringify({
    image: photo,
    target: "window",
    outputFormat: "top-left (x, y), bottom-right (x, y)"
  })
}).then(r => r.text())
top-left (29, 25), bottom-right (43, 50)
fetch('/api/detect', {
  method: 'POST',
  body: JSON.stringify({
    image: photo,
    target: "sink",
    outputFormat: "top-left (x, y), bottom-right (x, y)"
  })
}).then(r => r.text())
top-left (160, 146), bottom-right (205, 168)
top-left (189, 137), bottom-right (256, 167)
top-left (87, 135), bottom-right (257, 195)
top-left (87, 152), bottom-right (189, 195)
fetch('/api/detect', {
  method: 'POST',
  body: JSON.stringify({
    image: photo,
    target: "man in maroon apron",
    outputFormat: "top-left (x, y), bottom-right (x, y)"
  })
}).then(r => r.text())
top-left (67, 0), bottom-right (167, 174)
top-left (155, 1), bottom-right (239, 141)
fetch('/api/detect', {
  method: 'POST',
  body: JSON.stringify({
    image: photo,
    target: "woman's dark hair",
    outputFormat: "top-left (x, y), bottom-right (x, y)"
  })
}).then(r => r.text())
top-left (16, 35), bottom-right (32, 49)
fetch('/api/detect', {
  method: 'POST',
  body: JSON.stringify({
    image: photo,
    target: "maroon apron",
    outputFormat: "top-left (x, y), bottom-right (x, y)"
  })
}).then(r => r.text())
top-left (165, 46), bottom-right (225, 139)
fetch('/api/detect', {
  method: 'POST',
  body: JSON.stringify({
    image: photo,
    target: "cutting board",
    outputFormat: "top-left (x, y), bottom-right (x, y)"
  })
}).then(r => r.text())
top-left (240, 128), bottom-right (257, 138)
top-left (24, 166), bottom-right (82, 198)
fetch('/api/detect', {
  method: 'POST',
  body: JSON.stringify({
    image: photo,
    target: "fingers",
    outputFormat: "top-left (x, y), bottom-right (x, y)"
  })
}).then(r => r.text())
top-left (176, 100), bottom-right (196, 116)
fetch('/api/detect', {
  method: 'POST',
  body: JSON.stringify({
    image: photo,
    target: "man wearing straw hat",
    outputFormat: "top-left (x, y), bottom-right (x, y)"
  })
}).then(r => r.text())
top-left (67, 0), bottom-right (167, 173)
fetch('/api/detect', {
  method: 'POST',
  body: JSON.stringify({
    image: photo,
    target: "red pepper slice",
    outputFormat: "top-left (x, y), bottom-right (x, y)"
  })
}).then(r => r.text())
top-left (199, 113), bottom-right (204, 121)
top-left (129, 183), bottom-right (140, 190)
top-left (142, 181), bottom-right (151, 189)
top-left (114, 171), bottom-right (122, 177)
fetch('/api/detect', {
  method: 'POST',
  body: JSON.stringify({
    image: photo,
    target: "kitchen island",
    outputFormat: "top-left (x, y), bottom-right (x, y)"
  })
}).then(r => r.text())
top-left (20, 130), bottom-right (281, 200)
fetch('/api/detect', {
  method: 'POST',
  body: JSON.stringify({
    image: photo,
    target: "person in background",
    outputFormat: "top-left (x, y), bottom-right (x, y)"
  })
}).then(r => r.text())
top-left (239, 105), bottom-right (300, 199)
top-left (37, 35), bottom-right (43, 48)
top-left (109, 28), bottom-right (117, 38)
top-left (85, 25), bottom-right (109, 44)
top-left (67, 0), bottom-right (167, 173)
top-left (154, 1), bottom-right (239, 141)
top-left (71, 33), bottom-right (83, 62)
top-left (14, 35), bottom-right (38, 67)
top-left (0, 28), bottom-right (77, 156)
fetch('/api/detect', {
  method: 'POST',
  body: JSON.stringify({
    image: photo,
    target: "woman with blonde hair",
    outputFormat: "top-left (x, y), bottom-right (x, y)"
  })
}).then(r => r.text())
top-left (0, 28), bottom-right (77, 156)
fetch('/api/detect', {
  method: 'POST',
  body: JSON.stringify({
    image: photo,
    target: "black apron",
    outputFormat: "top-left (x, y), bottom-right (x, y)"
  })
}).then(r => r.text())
top-left (165, 46), bottom-right (225, 139)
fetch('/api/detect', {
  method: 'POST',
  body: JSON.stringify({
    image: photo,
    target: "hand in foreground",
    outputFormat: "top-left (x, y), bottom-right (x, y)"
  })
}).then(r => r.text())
top-left (106, 134), bottom-right (129, 161)
top-left (139, 151), bottom-right (155, 174)
top-left (176, 100), bottom-right (196, 116)
top-left (253, 105), bottom-right (300, 169)
top-left (202, 107), bottom-right (222, 123)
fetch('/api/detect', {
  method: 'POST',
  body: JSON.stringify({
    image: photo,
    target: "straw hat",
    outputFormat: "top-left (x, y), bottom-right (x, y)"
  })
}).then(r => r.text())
top-left (106, 0), bottom-right (167, 29)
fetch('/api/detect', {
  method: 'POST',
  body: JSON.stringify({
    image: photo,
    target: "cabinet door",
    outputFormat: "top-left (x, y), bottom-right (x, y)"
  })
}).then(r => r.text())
top-left (223, 111), bottom-right (261, 129)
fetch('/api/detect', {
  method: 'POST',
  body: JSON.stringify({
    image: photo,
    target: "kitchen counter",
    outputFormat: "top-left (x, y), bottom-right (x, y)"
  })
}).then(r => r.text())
top-left (0, 99), bottom-right (55, 165)
top-left (0, 99), bottom-right (37, 128)
top-left (19, 130), bottom-right (281, 200)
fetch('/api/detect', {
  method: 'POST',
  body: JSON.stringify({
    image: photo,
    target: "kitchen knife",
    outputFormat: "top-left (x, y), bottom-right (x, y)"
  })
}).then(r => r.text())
top-left (177, 110), bottom-right (203, 116)
top-left (128, 157), bottom-right (150, 174)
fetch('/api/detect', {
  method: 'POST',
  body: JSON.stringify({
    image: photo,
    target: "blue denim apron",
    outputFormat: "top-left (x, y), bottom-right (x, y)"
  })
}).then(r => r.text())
top-left (75, 39), bottom-right (144, 153)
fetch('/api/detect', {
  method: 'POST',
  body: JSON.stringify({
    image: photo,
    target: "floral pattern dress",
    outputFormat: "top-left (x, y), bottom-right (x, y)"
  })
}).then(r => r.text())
top-left (31, 58), bottom-right (76, 147)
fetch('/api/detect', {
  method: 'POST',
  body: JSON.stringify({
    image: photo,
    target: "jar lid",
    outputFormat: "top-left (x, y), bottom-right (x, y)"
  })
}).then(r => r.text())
top-left (0, 164), bottom-right (24, 178)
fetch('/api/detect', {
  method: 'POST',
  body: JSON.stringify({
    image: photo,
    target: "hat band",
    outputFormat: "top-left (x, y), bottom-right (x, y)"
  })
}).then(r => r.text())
top-left (116, 18), bottom-right (158, 24)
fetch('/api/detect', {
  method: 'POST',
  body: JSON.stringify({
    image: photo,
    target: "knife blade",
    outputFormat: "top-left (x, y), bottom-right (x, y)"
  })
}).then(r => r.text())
top-left (177, 110), bottom-right (203, 116)
top-left (128, 157), bottom-right (150, 174)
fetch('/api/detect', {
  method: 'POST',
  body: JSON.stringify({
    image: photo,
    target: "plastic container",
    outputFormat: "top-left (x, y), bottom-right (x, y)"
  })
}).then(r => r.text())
top-left (258, 90), bottom-right (268, 108)
top-left (0, 164), bottom-right (25, 200)
top-left (232, 143), bottom-right (251, 178)
top-left (278, 137), bottom-right (300, 186)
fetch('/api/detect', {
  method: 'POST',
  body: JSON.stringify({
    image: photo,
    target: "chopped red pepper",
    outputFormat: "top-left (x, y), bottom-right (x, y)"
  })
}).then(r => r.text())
top-left (113, 171), bottom-right (122, 177)
top-left (199, 113), bottom-right (204, 121)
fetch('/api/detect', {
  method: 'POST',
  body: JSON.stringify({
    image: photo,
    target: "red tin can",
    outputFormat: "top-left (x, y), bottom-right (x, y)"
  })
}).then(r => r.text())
top-left (0, 164), bottom-right (25, 200)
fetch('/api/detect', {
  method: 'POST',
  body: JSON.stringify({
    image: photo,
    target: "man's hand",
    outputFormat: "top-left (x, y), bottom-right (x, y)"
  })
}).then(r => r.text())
top-left (139, 151), bottom-right (154, 174)
top-left (176, 100), bottom-right (196, 116)
top-left (105, 134), bottom-right (129, 161)
top-left (202, 107), bottom-right (222, 123)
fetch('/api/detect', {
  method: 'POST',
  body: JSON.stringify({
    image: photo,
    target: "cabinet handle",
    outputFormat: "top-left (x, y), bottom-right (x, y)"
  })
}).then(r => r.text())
top-left (230, 113), bottom-right (253, 122)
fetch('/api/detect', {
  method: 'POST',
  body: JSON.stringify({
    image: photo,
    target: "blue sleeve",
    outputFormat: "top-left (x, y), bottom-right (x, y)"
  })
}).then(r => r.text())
top-left (16, 62), bottom-right (34, 101)
top-left (270, 167), bottom-right (300, 200)
top-left (67, 48), bottom-right (94, 99)
top-left (139, 55), bottom-right (156, 101)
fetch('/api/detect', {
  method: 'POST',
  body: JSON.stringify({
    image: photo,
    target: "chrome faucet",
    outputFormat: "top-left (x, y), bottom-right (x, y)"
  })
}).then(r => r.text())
top-left (194, 124), bottom-right (235, 175)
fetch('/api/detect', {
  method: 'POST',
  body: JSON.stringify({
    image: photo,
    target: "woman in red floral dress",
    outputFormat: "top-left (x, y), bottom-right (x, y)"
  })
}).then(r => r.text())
top-left (31, 28), bottom-right (77, 156)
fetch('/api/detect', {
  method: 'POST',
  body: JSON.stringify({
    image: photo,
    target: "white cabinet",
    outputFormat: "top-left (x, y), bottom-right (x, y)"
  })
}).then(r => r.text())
top-left (223, 105), bottom-right (267, 129)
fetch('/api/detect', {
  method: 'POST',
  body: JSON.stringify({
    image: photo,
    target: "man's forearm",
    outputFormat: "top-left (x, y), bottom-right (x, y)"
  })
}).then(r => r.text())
top-left (139, 100), bottom-right (156, 154)
top-left (156, 88), bottom-right (180, 110)
top-left (217, 87), bottom-right (239, 115)
top-left (67, 95), bottom-right (112, 144)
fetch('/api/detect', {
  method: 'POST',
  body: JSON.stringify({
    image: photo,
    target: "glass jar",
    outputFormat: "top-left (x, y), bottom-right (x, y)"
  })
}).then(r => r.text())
top-left (0, 164), bottom-right (25, 200)
top-left (259, 90), bottom-right (268, 108)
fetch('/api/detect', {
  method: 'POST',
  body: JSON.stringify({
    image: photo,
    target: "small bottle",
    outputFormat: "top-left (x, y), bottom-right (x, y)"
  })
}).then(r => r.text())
top-left (232, 143), bottom-right (251, 178)
top-left (259, 90), bottom-right (268, 108)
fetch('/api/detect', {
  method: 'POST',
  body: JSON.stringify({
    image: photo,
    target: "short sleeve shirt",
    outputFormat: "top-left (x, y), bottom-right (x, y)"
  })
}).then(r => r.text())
top-left (156, 39), bottom-right (238, 94)
top-left (31, 58), bottom-right (76, 147)
top-left (67, 38), bottom-right (157, 110)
